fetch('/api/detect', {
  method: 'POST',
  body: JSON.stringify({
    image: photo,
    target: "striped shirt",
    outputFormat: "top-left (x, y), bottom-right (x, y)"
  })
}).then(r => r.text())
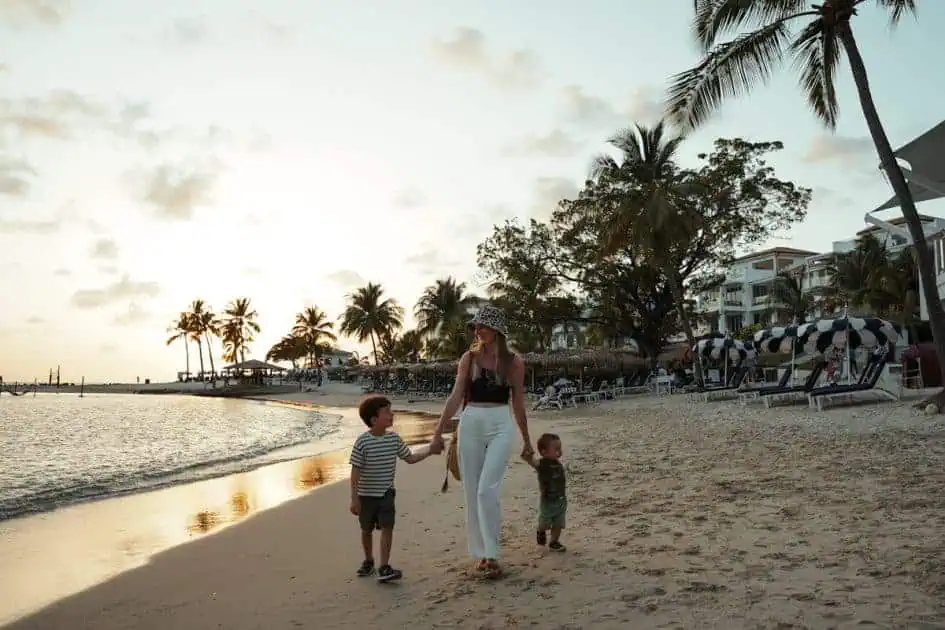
top-left (349, 431), bottom-right (411, 497)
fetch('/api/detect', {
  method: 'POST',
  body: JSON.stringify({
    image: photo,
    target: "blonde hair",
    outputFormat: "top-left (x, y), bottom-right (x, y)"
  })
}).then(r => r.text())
top-left (470, 332), bottom-right (512, 385)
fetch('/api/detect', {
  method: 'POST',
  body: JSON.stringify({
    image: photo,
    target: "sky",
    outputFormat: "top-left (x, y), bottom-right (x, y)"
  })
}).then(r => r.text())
top-left (1, 0), bottom-right (943, 383)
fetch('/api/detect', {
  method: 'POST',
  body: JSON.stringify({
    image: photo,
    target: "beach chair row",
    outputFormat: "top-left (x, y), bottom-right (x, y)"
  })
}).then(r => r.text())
top-left (686, 352), bottom-right (902, 410)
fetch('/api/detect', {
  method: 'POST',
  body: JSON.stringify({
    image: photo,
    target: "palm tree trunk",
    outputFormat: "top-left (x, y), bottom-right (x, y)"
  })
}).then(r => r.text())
top-left (667, 274), bottom-right (702, 382)
top-left (195, 338), bottom-right (205, 379)
top-left (839, 24), bottom-right (945, 405)
top-left (370, 332), bottom-right (379, 366)
top-left (184, 337), bottom-right (190, 379)
top-left (205, 333), bottom-right (216, 379)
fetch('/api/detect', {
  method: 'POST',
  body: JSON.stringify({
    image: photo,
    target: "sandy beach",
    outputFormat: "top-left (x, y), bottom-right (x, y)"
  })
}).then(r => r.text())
top-left (5, 389), bottom-right (945, 629)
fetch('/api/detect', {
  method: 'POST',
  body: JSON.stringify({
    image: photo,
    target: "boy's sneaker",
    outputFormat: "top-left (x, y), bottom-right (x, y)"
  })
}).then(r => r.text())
top-left (549, 541), bottom-right (566, 552)
top-left (377, 564), bottom-right (403, 583)
top-left (356, 559), bottom-right (375, 577)
top-left (536, 530), bottom-right (547, 546)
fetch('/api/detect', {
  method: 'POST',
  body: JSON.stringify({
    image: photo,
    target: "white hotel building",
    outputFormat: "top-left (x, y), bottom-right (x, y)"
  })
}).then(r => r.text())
top-left (696, 214), bottom-right (945, 333)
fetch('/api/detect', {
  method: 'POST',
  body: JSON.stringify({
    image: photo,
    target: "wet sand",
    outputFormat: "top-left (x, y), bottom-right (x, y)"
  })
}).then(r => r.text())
top-left (4, 392), bottom-right (945, 628)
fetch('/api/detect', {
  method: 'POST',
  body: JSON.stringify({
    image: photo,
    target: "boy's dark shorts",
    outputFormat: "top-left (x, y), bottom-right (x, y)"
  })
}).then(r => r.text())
top-left (538, 496), bottom-right (567, 530)
top-left (358, 488), bottom-right (396, 532)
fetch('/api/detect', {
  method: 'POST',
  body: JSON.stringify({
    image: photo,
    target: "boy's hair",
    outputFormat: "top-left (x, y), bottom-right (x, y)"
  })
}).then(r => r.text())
top-left (537, 433), bottom-right (560, 453)
top-left (358, 395), bottom-right (391, 427)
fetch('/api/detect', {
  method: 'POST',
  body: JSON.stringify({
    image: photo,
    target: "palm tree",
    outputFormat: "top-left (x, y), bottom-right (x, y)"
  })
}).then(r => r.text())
top-left (414, 277), bottom-right (478, 338)
top-left (166, 313), bottom-right (192, 378)
top-left (266, 335), bottom-right (309, 368)
top-left (587, 122), bottom-right (701, 368)
top-left (338, 283), bottom-right (404, 365)
top-left (763, 273), bottom-right (815, 325)
top-left (185, 299), bottom-right (212, 379)
top-left (666, 0), bottom-right (945, 395)
top-left (292, 306), bottom-right (337, 367)
top-left (221, 298), bottom-right (261, 364)
top-left (191, 301), bottom-right (219, 379)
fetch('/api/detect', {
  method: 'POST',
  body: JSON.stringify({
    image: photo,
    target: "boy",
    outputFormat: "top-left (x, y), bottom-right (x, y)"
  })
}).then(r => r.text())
top-left (349, 395), bottom-right (441, 582)
top-left (524, 433), bottom-right (567, 552)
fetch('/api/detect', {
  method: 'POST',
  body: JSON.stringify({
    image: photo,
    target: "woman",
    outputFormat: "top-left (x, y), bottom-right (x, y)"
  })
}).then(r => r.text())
top-left (431, 305), bottom-right (533, 578)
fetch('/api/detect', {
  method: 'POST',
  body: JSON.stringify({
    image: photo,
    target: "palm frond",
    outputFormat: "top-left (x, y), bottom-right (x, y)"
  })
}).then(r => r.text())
top-left (667, 19), bottom-right (797, 131)
top-left (790, 18), bottom-right (842, 128)
top-left (693, 0), bottom-right (810, 51)
top-left (875, 0), bottom-right (917, 26)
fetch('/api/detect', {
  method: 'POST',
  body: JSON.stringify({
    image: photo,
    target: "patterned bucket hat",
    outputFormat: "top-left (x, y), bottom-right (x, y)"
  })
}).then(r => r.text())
top-left (467, 304), bottom-right (508, 336)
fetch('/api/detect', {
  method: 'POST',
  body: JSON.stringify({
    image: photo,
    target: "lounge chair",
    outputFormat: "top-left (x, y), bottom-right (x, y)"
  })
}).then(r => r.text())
top-left (751, 361), bottom-right (826, 408)
top-left (688, 365), bottom-right (749, 403)
top-left (808, 353), bottom-right (897, 411)
top-left (737, 365), bottom-right (794, 404)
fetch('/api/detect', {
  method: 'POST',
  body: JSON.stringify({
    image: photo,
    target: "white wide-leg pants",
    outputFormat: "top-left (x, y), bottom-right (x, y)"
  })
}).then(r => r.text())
top-left (457, 404), bottom-right (514, 560)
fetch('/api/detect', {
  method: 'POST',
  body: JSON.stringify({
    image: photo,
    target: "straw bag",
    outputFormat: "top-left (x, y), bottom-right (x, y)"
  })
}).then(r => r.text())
top-left (441, 356), bottom-right (470, 492)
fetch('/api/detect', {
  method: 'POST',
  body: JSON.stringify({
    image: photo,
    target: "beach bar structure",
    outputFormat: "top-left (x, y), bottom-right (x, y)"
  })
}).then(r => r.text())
top-left (221, 359), bottom-right (286, 384)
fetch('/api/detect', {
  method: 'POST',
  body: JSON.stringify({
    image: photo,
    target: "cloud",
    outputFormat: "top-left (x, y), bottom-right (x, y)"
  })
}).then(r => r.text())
top-left (561, 85), bottom-right (618, 126)
top-left (0, 63), bottom-right (8, 75)
top-left (803, 135), bottom-right (873, 164)
top-left (90, 237), bottom-right (119, 259)
top-left (812, 186), bottom-right (854, 207)
top-left (325, 269), bottom-right (367, 287)
top-left (114, 302), bottom-right (149, 326)
top-left (530, 176), bottom-right (580, 219)
top-left (0, 0), bottom-right (70, 27)
top-left (71, 276), bottom-right (161, 309)
top-left (391, 187), bottom-right (426, 209)
top-left (26, 316), bottom-right (44, 324)
top-left (138, 162), bottom-right (219, 220)
top-left (0, 156), bottom-right (36, 196)
top-left (502, 129), bottom-right (581, 158)
top-left (403, 244), bottom-right (462, 276)
top-left (53, 267), bottom-right (71, 276)
top-left (560, 84), bottom-right (666, 129)
top-left (0, 90), bottom-right (109, 141)
top-left (164, 17), bottom-right (208, 45)
top-left (0, 218), bottom-right (58, 234)
top-left (432, 27), bottom-right (542, 89)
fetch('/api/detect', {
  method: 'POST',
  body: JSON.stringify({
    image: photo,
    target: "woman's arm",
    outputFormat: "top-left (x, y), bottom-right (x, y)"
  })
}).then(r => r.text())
top-left (509, 355), bottom-right (532, 453)
top-left (432, 352), bottom-right (472, 439)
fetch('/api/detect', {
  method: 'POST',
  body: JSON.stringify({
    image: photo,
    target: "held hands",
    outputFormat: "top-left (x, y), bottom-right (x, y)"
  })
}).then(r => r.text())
top-left (428, 438), bottom-right (444, 455)
top-left (520, 442), bottom-right (534, 462)
top-left (349, 499), bottom-right (359, 516)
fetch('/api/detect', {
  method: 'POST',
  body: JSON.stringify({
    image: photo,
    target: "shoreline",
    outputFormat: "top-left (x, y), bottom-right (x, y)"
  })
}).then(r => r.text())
top-left (0, 400), bottom-right (442, 625)
top-left (6, 394), bottom-right (944, 628)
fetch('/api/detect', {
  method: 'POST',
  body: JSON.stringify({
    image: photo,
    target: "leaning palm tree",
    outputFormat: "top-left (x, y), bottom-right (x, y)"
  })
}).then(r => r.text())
top-left (338, 283), bottom-right (404, 365)
top-left (414, 276), bottom-right (478, 338)
top-left (222, 298), bottom-right (261, 364)
top-left (667, 0), bottom-right (945, 399)
top-left (292, 306), bottom-right (337, 367)
top-left (166, 313), bottom-right (192, 379)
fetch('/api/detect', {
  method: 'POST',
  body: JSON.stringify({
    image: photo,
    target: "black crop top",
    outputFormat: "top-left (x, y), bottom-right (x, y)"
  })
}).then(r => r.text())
top-left (467, 366), bottom-right (511, 404)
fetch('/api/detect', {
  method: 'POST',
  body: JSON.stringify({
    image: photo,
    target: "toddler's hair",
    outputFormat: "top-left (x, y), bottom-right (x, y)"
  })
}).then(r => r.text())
top-left (537, 433), bottom-right (560, 453)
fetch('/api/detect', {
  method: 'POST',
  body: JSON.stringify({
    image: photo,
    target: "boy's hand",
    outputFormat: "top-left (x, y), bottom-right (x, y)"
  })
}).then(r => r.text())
top-left (349, 499), bottom-right (359, 516)
top-left (429, 439), bottom-right (443, 455)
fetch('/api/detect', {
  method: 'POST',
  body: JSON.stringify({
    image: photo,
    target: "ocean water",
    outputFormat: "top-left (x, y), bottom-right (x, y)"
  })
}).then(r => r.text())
top-left (0, 393), bottom-right (343, 520)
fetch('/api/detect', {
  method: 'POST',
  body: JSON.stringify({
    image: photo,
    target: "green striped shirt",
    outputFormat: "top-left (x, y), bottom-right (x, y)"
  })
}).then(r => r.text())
top-left (349, 431), bottom-right (411, 497)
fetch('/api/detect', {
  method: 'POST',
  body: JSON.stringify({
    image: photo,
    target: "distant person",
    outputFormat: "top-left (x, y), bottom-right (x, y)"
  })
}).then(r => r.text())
top-left (523, 433), bottom-right (568, 552)
top-left (430, 305), bottom-right (533, 579)
top-left (349, 395), bottom-right (442, 582)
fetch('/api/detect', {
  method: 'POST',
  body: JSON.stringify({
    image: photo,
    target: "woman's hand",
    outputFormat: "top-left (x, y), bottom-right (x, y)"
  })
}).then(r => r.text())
top-left (521, 442), bottom-right (534, 460)
top-left (430, 434), bottom-right (445, 453)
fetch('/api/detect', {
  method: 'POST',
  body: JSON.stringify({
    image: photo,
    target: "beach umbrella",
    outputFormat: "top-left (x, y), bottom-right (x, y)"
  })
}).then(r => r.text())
top-left (692, 337), bottom-right (756, 361)
top-left (795, 316), bottom-right (900, 354)
top-left (753, 323), bottom-right (811, 354)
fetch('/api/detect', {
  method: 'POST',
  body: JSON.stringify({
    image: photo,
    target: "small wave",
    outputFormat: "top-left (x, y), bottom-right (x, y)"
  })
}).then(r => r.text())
top-left (0, 405), bottom-right (345, 522)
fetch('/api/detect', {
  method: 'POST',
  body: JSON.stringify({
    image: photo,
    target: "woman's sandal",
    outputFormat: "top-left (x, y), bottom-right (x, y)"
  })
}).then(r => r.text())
top-left (484, 560), bottom-right (503, 579)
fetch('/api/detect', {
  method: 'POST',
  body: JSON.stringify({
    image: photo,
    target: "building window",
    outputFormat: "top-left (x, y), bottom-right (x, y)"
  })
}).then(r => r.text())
top-left (752, 284), bottom-right (769, 298)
